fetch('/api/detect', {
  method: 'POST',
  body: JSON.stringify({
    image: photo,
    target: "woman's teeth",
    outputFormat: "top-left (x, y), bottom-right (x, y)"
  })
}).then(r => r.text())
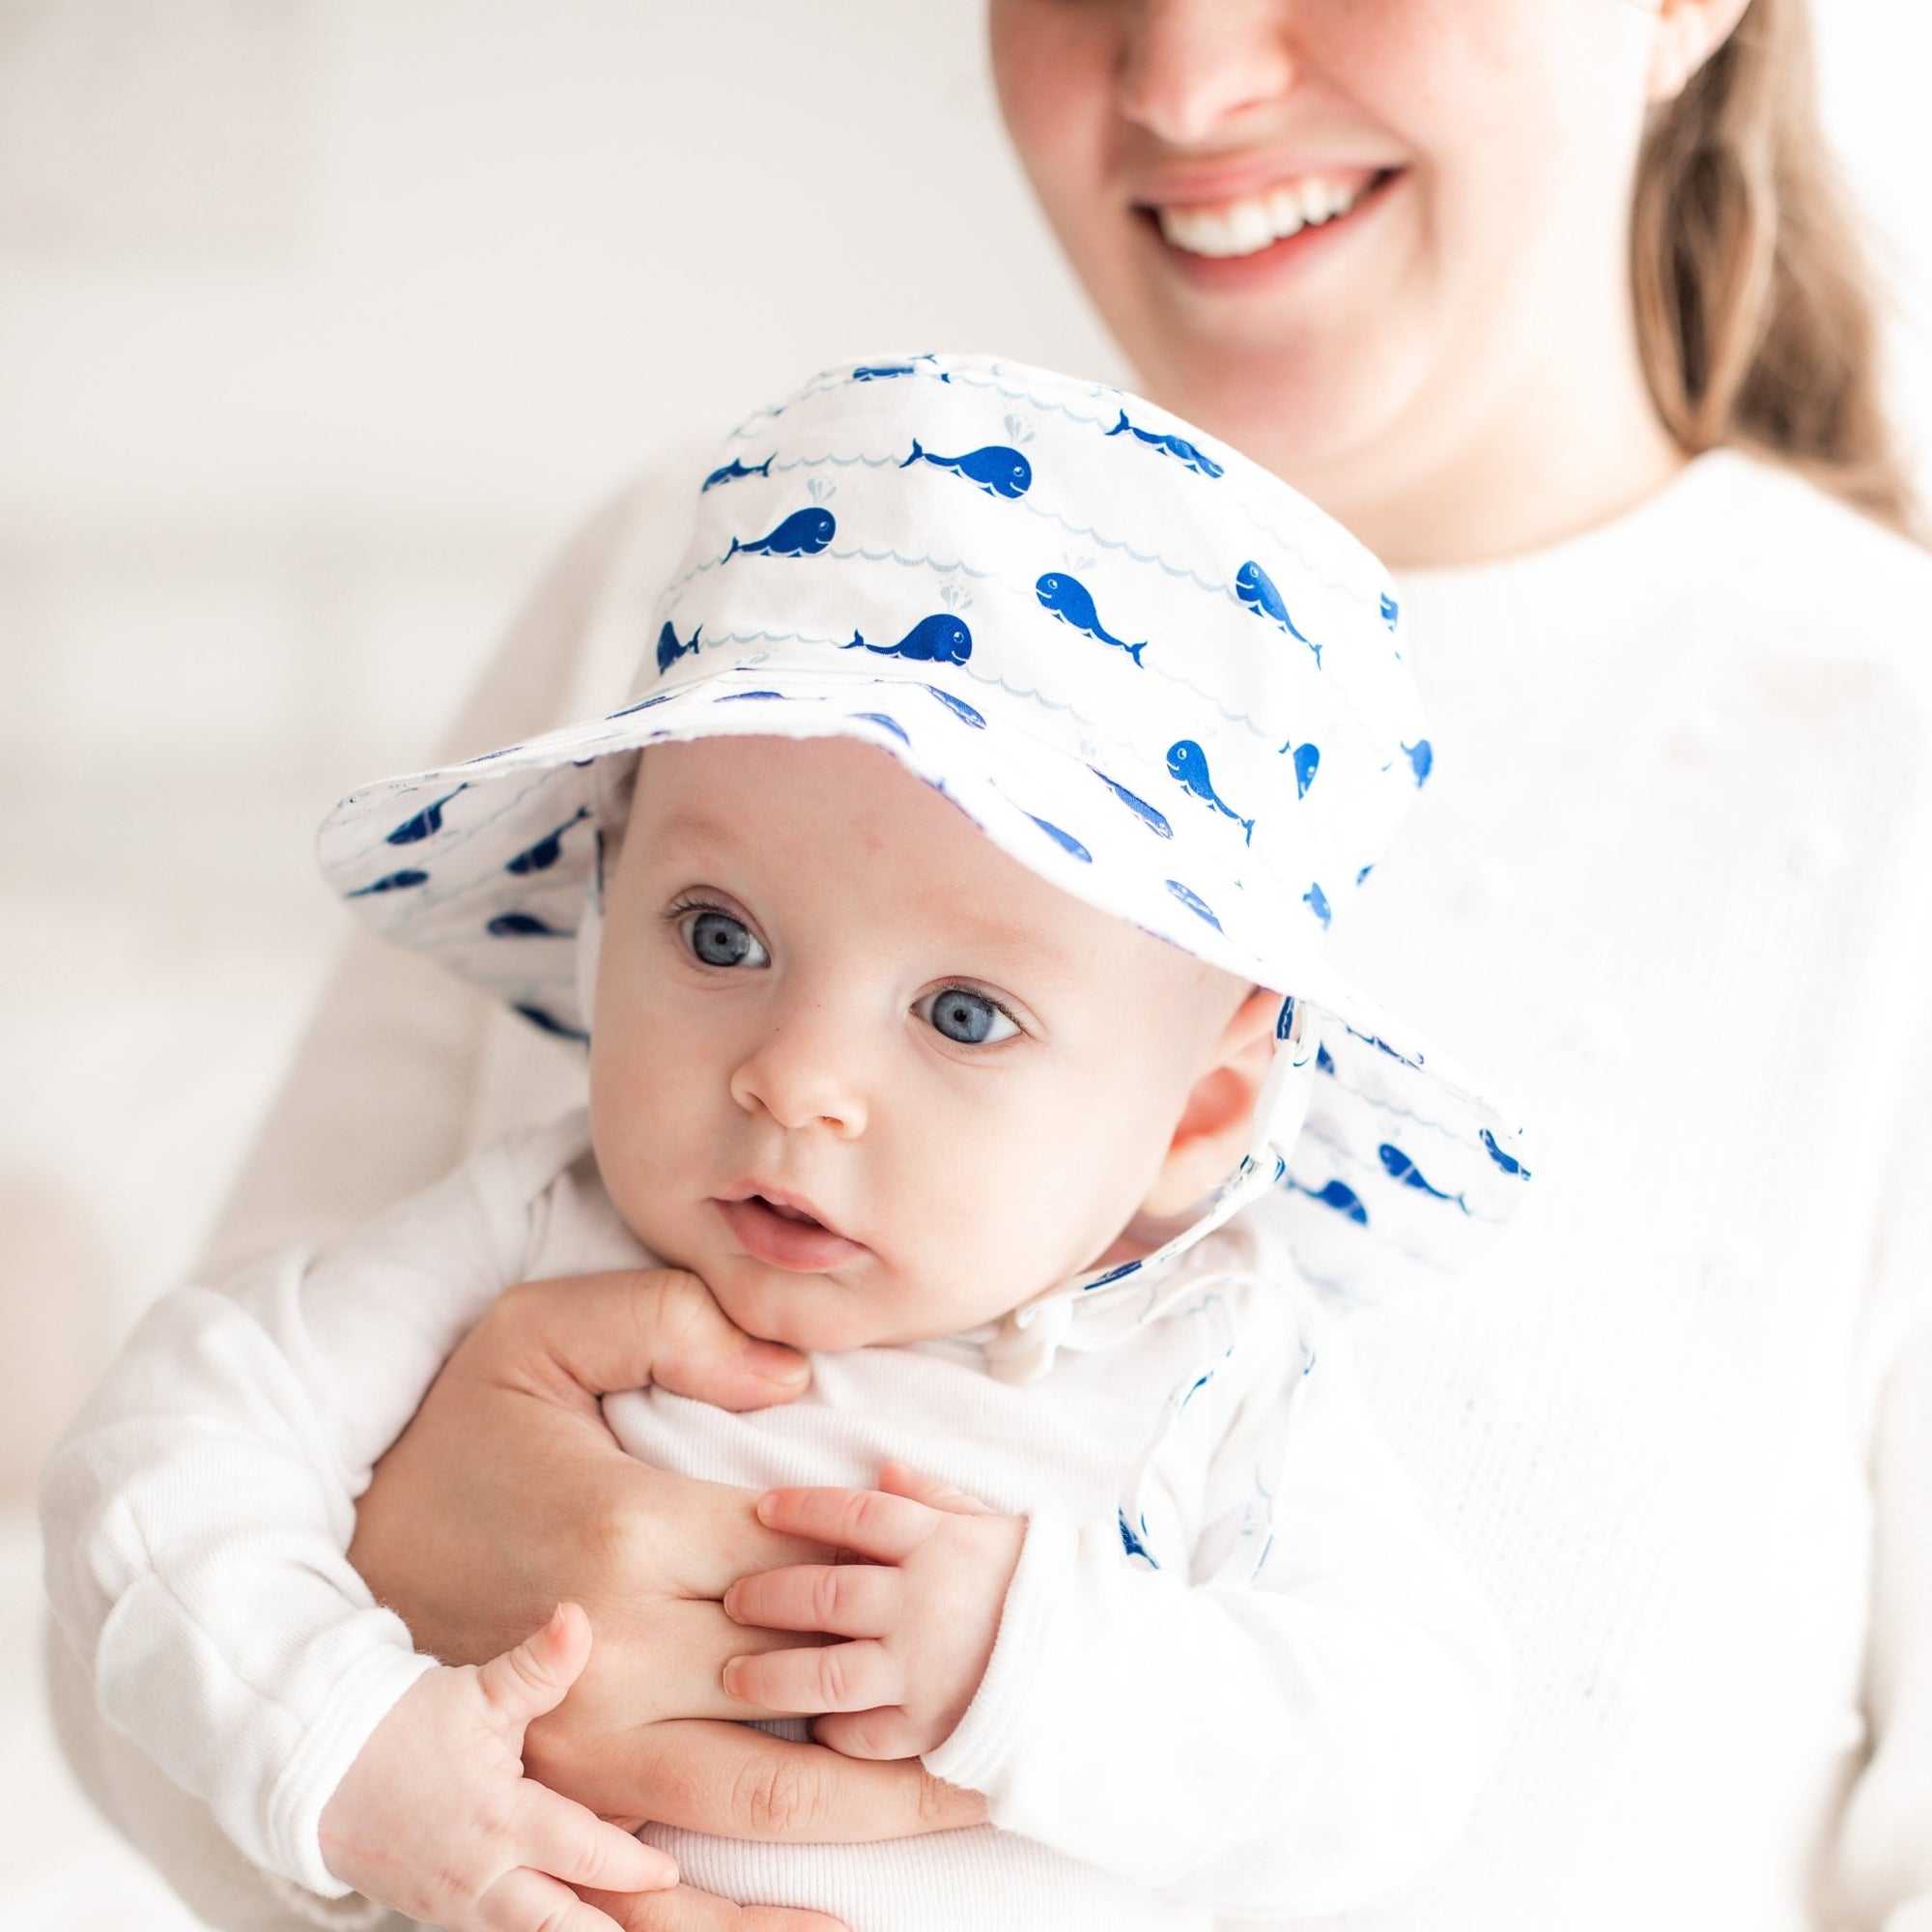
top-left (1154, 176), bottom-right (1370, 259)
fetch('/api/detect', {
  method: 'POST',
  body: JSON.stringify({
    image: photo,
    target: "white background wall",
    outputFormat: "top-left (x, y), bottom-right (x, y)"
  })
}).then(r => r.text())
top-left (0, 3), bottom-right (1926, 1917)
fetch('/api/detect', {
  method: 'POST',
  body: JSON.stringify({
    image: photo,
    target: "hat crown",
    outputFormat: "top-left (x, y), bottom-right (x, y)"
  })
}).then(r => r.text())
top-left (639, 355), bottom-right (1429, 973)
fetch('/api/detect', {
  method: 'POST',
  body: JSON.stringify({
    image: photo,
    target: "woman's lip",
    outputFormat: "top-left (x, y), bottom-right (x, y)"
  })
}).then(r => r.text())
top-left (1134, 158), bottom-right (1393, 211)
top-left (716, 1195), bottom-right (867, 1272)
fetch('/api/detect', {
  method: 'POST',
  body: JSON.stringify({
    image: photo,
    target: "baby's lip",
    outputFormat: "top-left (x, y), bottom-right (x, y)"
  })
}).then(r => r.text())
top-left (716, 1184), bottom-right (867, 1272)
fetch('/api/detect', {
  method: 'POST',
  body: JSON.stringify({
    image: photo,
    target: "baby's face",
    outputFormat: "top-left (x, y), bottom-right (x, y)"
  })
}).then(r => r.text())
top-left (588, 735), bottom-right (1257, 1351)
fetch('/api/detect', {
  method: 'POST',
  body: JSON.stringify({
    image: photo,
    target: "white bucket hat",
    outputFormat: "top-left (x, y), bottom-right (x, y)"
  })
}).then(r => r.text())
top-left (319, 354), bottom-right (1530, 1373)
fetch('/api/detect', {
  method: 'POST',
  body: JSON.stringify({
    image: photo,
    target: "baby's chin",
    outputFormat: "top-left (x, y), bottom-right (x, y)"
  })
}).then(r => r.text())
top-left (705, 1255), bottom-right (1014, 1355)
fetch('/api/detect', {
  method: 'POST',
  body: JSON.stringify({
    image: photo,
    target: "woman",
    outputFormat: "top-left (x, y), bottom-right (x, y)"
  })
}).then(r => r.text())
top-left (53, 2), bottom-right (1932, 1929)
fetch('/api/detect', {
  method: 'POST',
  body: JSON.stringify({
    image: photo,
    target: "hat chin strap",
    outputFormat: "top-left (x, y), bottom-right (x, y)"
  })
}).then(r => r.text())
top-left (986, 997), bottom-right (1319, 1384)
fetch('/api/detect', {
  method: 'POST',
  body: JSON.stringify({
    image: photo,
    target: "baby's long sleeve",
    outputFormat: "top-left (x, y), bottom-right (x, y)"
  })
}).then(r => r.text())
top-left (925, 1309), bottom-right (1512, 1918)
top-left (37, 1130), bottom-right (556, 1901)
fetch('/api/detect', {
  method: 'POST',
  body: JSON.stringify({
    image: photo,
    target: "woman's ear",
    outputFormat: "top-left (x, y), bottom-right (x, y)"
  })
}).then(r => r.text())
top-left (1139, 987), bottom-right (1281, 1220)
top-left (1646, 0), bottom-right (1753, 103)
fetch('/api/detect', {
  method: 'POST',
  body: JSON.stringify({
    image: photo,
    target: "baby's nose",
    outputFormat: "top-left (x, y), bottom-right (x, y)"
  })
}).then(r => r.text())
top-left (728, 1006), bottom-right (869, 1138)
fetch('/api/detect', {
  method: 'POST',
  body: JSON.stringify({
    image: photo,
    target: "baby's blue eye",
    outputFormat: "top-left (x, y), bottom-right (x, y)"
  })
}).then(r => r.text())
top-left (919, 986), bottom-right (1018, 1046)
top-left (681, 908), bottom-right (768, 969)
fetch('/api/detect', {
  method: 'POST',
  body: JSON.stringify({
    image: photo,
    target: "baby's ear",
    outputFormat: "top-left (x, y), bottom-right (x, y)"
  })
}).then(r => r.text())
top-left (1139, 988), bottom-right (1281, 1219)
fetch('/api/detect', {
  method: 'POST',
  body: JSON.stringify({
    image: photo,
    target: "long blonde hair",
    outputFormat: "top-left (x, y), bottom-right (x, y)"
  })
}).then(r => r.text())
top-left (1631, 0), bottom-right (1920, 536)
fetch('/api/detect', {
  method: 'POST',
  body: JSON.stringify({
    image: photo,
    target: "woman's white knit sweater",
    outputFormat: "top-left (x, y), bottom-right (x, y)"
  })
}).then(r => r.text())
top-left (45, 450), bottom-right (1932, 1932)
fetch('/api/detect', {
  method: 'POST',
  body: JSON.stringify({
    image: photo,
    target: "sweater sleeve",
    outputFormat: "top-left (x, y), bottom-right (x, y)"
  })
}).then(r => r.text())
top-left (193, 461), bottom-right (700, 1281)
top-left (37, 1131), bottom-right (561, 1902)
top-left (1833, 1033), bottom-right (1932, 1932)
top-left (924, 1307), bottom-right (1512, 1918)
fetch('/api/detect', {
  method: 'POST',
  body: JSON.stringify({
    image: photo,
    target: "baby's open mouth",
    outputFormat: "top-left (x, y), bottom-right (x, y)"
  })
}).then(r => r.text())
top-left (717, 1190), bottom-right (866, 1272)
top-left (755, 1194), bottom-right (822, 1227)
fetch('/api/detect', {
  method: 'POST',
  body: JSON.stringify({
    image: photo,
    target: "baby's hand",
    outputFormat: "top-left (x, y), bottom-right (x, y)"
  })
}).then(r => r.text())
top-left (721, 1463), bottom-right (1025, 1761)
top-left (319, 1603), bottom-right (677, 1930)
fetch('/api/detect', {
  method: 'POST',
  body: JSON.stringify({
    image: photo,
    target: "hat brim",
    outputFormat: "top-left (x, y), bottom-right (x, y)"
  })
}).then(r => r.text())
top-left (319, 665), bottom-right (1531, 1283)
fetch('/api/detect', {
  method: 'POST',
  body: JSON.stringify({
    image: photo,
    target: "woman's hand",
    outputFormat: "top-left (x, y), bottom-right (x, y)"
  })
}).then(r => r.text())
top-left (348, 1267), bottom-right (985, 1853)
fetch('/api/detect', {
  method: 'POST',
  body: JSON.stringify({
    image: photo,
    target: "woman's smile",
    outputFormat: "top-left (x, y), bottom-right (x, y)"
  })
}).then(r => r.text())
top-left (1137, 165), bottom-right (1404, 288)
top-left (1139, 163), bottom-right (1393, 257)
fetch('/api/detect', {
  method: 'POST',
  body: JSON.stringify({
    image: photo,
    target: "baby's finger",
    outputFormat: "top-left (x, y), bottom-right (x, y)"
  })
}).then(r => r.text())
top-left (724, 1637), bottom-right (902, 1714)
top-left (877, 1462), bottom-right (996, 1517)
top-left (477, 1863), bottom-right (625, 1932)
top-left (724, 1563), bottom-right (900, 1638)
top-left (754, 1487), bottom-right (932, 1562)
top-left (812, 1708), bottom-right (927, 1761)
top-left (478, 1602), bottom-right (594, 1731)
top-left (515, 1784), bottom-right (677, 1893)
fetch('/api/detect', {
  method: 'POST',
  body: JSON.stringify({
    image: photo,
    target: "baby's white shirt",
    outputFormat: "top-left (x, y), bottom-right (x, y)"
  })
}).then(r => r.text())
top-left (43, 1112), bottom-right (1508, 1932)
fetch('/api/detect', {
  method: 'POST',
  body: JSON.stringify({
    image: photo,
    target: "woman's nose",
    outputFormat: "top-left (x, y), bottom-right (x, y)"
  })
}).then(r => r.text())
top-left (728, 1004), bottom-right (870, 1139)
top-left (1117, 0), bottom-right (1298, 148)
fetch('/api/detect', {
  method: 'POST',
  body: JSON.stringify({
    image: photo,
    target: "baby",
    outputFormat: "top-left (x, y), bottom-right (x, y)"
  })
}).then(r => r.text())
top-left (43, 355), bottom-right (1533, 1932)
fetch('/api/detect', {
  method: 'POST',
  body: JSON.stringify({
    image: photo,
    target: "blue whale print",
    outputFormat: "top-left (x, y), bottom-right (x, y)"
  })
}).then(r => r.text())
top-left (1085, 1257), bottom-right (1143, 1292)
top-left (924, 685), bottom-right (986, 728)
top-left (841, 613), bottom-right (973, 665)
top-left (487, 911), bottom-right (570, 939)
top-left (656, 621), bottom-right (701, 676)
top-left (1165, 878), bottom-right (1223, 930)
top-left (1024, 810), bottom-right (1092, 863)
top-left (1166, 740), bottom-right (1254, 844)
top-left (1091, 768), bottom-right (1173, 838)
top-left (1304, 882), bottom-right (1332, 927)
top-left (1289, 1176), bottom-right (1369, 1226)
top-left (852, 356), bottom-right (949, 383)
top-left (513, 1002), bottom-right (589, 1045)
top-left (1480, 1127), bottom-right (1531, 1179)
top-left (506, 807), bottom-right (590, 876)
top-left (1276, 741), bottom-right (1320, 797)
top-left (1105, 408), bottom-right (1225, 478)
top-left (857, 711), bottom-right (910, 744)
top-left (700, 455), bottom-right (771, 492)
top-left (1379, 591), bottom-right (1401, 631)
top-left (1118, 1509), bottom-right (1158, 1567)
top-left (1402, 739), bottom-right (1434, 785)
top-left (725, 506), bottom-right (836, 560)
top-left (1036, 573), bottom-right (1146, 666)
top-left (1379, 1144), bottom-right (1469, 1211)
top-left (901, 440), bottom-right (1032, 499)
top-left (385, 784), bottom-right (465, 846)
top-left (1235, 561), bottom-right (1321, 666)
top-left (348, 867), bottom-right (427, 898)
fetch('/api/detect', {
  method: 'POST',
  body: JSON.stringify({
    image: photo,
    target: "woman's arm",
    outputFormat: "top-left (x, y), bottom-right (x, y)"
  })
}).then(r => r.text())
top-left (51, 469), bottom-right (971, 1930)
top-left (351, 1270), bottom-right (988, 1846)
top-left (1833, 1321), bottom-right (1932, 1932)
top-left (197, 469), bottom-right (696, 1279)
top-left (1832, 1036), bottom-right (1932, 1931)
